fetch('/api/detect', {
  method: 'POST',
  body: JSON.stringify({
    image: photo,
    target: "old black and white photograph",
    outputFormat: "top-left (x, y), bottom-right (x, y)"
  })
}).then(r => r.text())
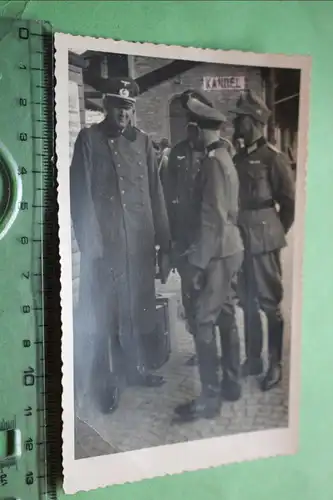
top-left (55, 34), bottom-right (309, 493)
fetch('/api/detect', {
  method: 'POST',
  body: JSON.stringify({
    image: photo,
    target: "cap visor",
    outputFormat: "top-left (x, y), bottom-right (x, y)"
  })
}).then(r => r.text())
top-left (187, 97), bottom-right (226, 122)
top-left (103, 93), bottom-right (136, 103)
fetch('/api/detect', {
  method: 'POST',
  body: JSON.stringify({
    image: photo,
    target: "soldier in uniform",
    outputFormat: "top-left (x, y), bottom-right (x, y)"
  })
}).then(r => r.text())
top-left (169, 91), bottom-right (244, 422)
top-left (164, 94), bottom-right (207, 345)
top-left (165, 92), bottom-right (235, 367)
top-left (71, 77), bottom-right (171, 415)
top-left (230, 90), bottom-right (295, 391)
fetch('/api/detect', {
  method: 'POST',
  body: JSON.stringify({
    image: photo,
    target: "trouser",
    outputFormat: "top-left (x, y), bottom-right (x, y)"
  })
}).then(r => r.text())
top-left (76, 258), bottom-right (150, 407)
top-left (217, 302), bottom-right (241, 386)
top-left (180, 252), bottom-right (243, 393)
top-left (239, 249), bottom-right (284, 364)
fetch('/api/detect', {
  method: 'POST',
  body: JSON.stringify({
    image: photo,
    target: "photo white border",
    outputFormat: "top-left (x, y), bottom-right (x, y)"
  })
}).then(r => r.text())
top-left (55, 32), bottom-right (311, 494)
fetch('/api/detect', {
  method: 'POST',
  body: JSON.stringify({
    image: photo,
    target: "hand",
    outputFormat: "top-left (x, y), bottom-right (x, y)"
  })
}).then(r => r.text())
top-left (158, 250), bottom-right (171, 284)
top-left (184, 262), bottom-right (204, 291)
top-left (191, 267), bottom-right (204, 291)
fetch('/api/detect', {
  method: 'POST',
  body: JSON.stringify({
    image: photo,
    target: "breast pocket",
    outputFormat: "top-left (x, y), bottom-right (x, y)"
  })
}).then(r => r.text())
top-left (246, 165), bottom-right (272, 201)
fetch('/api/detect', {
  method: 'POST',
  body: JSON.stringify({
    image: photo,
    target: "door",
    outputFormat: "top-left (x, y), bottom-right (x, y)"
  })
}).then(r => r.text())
top-left (169, 95), bottom-right (188, 146)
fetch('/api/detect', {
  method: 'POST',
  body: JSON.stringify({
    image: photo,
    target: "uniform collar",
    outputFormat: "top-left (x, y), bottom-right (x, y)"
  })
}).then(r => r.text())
top-left (245, 136), bottom-right (266, 155)
top-left (99, 119), bottom-right (137, 142)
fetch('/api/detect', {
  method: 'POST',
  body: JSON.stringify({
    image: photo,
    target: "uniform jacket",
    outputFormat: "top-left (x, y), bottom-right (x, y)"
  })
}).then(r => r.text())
top-left (234, 137), bottom-right (295, 255)
top-left (164, 139), bottom-right (203, 257)
top-left (70, 120), bottom-right (171, 342)
top-left (186, 141), bottom-right (244, 270)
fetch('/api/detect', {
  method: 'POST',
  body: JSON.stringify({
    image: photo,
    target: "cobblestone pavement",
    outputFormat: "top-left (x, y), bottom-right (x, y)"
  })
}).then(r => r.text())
top-left (75, 418), bottom-right (117, 459)
top-left (75, 233), bottom-right (293, 460)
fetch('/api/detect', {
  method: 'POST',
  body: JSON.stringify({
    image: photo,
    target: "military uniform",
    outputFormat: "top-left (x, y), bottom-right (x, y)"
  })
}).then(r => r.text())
top-left (166, 134), bottom-right (234, 295)
top-left (171, 91), bottom-right (244, 421)
top-left (71, 77), bottom-right (171, 414)
top-left (166, 136), bottom-right (239, 368)
top-left (165, 138), bottom-right (203, 291)
top-left (231, 90), bottom-right (295, 391)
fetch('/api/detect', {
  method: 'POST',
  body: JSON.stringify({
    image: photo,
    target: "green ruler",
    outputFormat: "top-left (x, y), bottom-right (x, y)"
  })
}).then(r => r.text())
top-left (0, 18), bottom-right (60, 500)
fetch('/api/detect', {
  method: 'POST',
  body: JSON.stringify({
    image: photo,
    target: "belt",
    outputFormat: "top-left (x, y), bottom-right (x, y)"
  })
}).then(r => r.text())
top-left (240, 200), bottom-right (275, 211)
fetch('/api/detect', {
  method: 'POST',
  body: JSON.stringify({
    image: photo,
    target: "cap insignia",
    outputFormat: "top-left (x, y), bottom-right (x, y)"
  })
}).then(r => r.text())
top-left (119, 88), bottom-right (130, 97)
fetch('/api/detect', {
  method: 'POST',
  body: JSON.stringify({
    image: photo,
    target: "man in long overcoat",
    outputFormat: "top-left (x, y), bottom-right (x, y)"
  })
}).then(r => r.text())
top-left (71, 77), bottom-right (171, 414)
top-left (230, 90), bottom-right (295, 391)
top-left (168, 91), bottom-right (244, 422)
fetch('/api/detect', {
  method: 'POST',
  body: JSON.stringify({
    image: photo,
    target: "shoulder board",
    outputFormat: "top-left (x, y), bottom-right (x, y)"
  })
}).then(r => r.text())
top-left (267, 142), bottom-right (281, 154)
top-left (266, 143), bottom-right (292, 166)
top-left (220, 137), bottom-right (233, 148)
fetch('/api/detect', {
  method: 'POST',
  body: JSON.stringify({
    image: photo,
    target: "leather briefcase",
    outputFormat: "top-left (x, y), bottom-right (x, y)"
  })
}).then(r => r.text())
top-left (144, 297), bottom-right (171, 371)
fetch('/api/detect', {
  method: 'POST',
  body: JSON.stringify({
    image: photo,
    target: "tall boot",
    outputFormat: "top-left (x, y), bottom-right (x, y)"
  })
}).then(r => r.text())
top-left (242, 300), bottom-right (264, 377)
top-left (174, 332), bottom-right (221, 421)
top-left (240, 250), bottom-right (264, 377)
top-left (125, 334), bottom-right (166, 388)
top-left (260, 312), bottom-right (283, 392)
top-left (93, 332), bottom-right (122, 415)
top-left (219, 315), bottom-right (242, 401)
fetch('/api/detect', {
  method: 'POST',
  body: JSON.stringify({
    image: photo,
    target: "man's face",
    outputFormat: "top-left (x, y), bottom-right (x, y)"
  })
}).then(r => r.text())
top-left (104, 98), bottom-right (134, 130)
top-left (186, 122), bottom-right (204, 151)
top-left (232, 114), bottom-right (253, 142)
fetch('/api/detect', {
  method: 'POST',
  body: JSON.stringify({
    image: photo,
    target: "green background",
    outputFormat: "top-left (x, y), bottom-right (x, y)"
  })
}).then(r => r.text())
top-left (1, 0), bottom-right (333, 499)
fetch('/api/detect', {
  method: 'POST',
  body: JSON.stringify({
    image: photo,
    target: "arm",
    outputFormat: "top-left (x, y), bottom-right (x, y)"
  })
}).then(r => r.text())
top-left (158, 153), bottom-right (169, 191)
top-left (162, 145), bottom-right (179, 242)
top-left (270, 152), bottom-right (296, 233)
top-left (146, 135), bottom-right (171, 252)
top-left (70, 129), bottom-right (90, 252)
top-left (188, 154), bottom-right (230, 270)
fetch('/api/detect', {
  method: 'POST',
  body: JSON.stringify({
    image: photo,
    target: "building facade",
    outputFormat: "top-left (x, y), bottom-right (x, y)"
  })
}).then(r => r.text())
top-left (68, 51), bottom-right (299, 307)
top-left (133, 56), bottom-right (264, 144)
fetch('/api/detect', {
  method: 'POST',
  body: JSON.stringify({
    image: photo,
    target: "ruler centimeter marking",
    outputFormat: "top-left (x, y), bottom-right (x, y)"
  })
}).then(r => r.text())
top-left (0, 19), bottom-right (59, 500)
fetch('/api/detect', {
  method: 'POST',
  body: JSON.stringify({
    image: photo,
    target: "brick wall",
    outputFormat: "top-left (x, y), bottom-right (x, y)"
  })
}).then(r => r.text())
top-left (81, 57), bottom-right (264, 145)
top-left (133, 57), bottom-right (264, 144)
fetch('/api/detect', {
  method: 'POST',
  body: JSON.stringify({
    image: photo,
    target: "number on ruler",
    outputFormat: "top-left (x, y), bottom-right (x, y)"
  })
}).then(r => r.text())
top-left (24, 406), bottom-right (32, 417)
top-left (24, 437), bottom-right (34, 451)
top-left (20, 236), bottom-right (29, 244)
top-left (0, 472), bottom-right (8, 486)
top-left (19, 27), bottom-right (29, 40)
top-left (19, 97), bottom-right (27, 107)
top-left (23, 339), bottom-right (31, 348)
top-left (19, 201), bottom-right (29, 211)
top-left (19, 132), bottom-right (28, 141)
top-left (18, 166), bottom-right (27, 175)
top-left (25, 471), bottom-right (34, 485)
top-left (23, 367), bottom-right (35, 387)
